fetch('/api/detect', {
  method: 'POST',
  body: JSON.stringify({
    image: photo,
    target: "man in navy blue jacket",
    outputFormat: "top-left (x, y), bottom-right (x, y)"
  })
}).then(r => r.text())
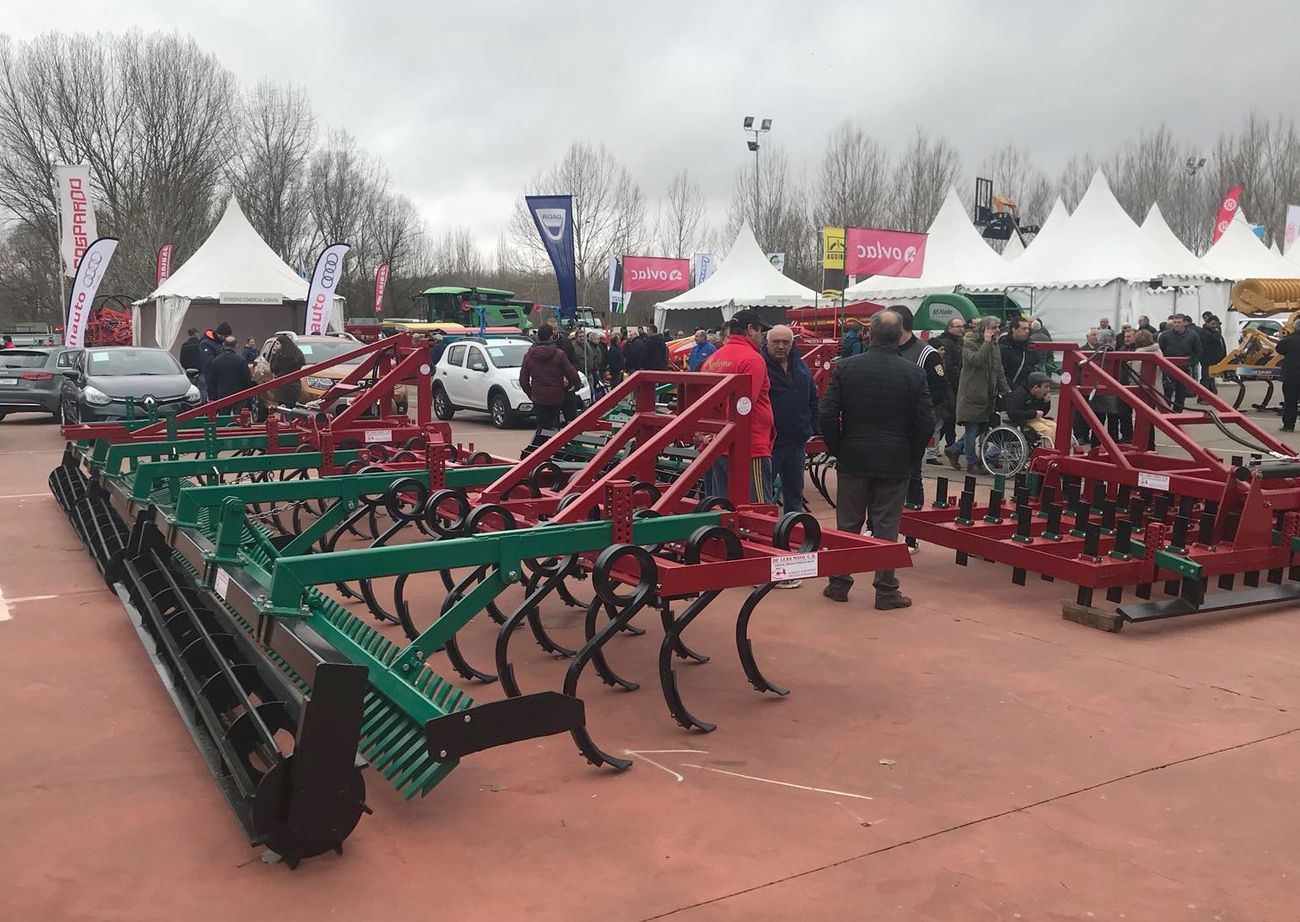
top-left (764, 324), bottom-right (818, 535)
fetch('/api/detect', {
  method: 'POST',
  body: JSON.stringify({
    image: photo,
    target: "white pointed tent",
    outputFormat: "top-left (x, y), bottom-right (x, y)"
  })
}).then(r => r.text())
top-left (990, 172), bottom-right (1221, 341)
top-left (653, 224), bottom-right (816, 332)
top-left (1139, 201), bottom-right (1234, 335)
top-left (1028, 197), bottom-right (1070, 253)
top-left (844, 186), bottom-right (1009, 303)
top-left (135, 198), bottom-right (341, 354)
top-left (1001, 231), bottom-right (1025, 260)
top-left (1200, 208), bottom-right (1298, 280)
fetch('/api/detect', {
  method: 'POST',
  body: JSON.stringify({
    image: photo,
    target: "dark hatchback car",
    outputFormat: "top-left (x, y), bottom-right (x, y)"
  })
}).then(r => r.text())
top-left (60, 346), bottom-right (201, 424)
top-left (0, 347), bottom-right (79, 421)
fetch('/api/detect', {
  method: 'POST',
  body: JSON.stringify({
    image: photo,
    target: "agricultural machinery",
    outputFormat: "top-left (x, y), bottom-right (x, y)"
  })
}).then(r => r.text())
top-left (48, 330), bottom-right (908, 866)
top-left (901, 340), bottom-right (1300, 631)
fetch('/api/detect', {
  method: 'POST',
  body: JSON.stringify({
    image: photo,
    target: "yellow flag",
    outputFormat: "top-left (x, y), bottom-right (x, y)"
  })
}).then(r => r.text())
top-left (822, 226), bottom-right (845, 269)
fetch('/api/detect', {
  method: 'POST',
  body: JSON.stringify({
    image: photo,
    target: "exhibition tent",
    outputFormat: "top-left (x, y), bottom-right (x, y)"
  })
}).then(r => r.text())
top-left (1028, 197), bottom-right (1069, 253)
top-left (134, 198), bottom-right (342, 354)
top-left (1200, 208), bottom-right (1298, 281)
top-left (1001, 231), bottom-right (1025, 260)
top-left (844, 186), bottom-right (1009, 302)
top-left (654, 224), bottom-right (816, 332)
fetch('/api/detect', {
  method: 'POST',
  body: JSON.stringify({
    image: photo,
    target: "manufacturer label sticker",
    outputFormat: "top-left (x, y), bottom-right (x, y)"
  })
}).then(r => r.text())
top-left (771, 552), bottom-right (818, 581)
top-left (213, 568), bottom-right (230, 600)
top-left (1137, 472), bottom-right (1171, 491)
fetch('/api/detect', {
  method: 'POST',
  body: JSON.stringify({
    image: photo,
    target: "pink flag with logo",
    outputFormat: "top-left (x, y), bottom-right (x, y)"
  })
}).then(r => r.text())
top-left (622, 256), bottom-right (691, 292)
top-left (1212, 186), bottom-right (1242, 244)
top-left (845, 228), bottom-right (928, 278)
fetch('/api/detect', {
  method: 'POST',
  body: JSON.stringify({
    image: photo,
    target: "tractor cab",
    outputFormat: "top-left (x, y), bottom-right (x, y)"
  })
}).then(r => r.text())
top-left (423, 286), bottom-right (537, 331)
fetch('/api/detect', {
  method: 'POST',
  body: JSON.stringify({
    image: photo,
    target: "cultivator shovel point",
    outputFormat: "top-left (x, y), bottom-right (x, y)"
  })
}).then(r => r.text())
top-left (902, 343), bottom-right (1300, 631)
top-left (49, 348), bottom-right (911, 863)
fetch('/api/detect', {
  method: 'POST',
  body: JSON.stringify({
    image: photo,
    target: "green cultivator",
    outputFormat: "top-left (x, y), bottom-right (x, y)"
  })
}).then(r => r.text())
top-left (50, 348), bottom-right (910, 866)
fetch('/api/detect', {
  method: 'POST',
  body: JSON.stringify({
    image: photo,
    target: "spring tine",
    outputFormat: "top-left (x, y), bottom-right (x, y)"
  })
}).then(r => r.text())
top-left (985, 489), bottom-right (1004, 523)
top-left (1044, 502), bottom-right (1063, 540)
top-left (1112, 519), bottom-right (1133, 556)
top-left (933, 477), bottom-right (949, 508)
top-left (1100, 500), bottom-right (1117, 532)
top-left (1177, 495), bottom-right (1195, 521)
top-left (1170, 516), bottom-right (1190, 551)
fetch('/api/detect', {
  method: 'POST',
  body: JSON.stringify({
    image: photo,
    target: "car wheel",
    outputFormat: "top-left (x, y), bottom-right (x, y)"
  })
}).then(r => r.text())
top-left (432, 385), bottom-right (455, 420)
top-left (490, 392), bottom-right (515, 429)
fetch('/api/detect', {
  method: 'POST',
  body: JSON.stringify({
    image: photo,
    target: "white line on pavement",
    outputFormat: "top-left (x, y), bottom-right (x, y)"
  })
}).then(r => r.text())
top-left (0, 589), bottom-right (58, 622)
top-left (0, 493), bottom-right (52, 500)
top-left (680, 764), bottom-right (874, 800)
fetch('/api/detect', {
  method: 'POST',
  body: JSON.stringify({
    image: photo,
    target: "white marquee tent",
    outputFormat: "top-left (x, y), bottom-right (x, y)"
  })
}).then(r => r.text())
top-left (844, 186), bottom-right (1009, 304)
top-left (134, 198), bottom-right (342, 354)
top-left (1200, 208), bottom-right (1299, 281)
top-left (989, 172), bottom-right (1223, 341)
top-left (654, 224), bottom-right (816, 332)
top-left (1028, 197), bottom-right (1070, 253)
top-left (1001, 230), bottom-right (1025, 260)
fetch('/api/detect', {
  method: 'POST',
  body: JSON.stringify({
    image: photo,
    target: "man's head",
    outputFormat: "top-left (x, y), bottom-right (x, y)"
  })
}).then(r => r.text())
top-left (1098, 317), bottom-right (1111, 328)
top-left (767, 324), bottom-right (794, 363)
top-left (216, 322), bottom-right (232, 337)
top-left (1010, 316), bottom-right (1031, 342)
top-left (1086, 327), bottom-right (1100, 346)
top-left (694, 329), bottom-right (707, 344)
top-left (223, 336), bottom-right (238, 351)
top-left (1168, 314), bottom-right (1186, 333)
top-left (648, 325), bottom-right (658, 334)
top-left (1027, 371), bottom-right (1051, 399)
top-left (845, 317), bottom-right (863, 334)
top-left (1138, 315), bottom-right (1150, 327)
top-left (889, 304), bottom-right (915, 341)
top-left (868, 310), bottom-right (903, 347)
top-left (728, 308), bottom-right (770, 347)
top-left (187, 328), bottom-right (198, 338)
top-left (1205, 315), bottom-right (1220, 330)
top-left (1123, 328), bottom-right (1137, 346)
top-left (246, 337), bottom-right (255, 346)
top-left (536, 324), bottom-right (554, 342)
top-left (946, 317), bottom-right (966, 336)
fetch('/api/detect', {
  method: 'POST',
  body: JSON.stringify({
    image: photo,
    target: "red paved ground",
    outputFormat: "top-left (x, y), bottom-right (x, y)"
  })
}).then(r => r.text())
top-left (1, 413), bottom-right (1298, 921)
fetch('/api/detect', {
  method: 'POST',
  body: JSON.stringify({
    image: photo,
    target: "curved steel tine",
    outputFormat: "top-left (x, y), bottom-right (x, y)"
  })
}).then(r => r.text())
top-left (736, 583), bottom-right (789, 696)
top-left (658, 590), bottom-right (724, 732)
top-left (438, 565), bottom-right (498, 683)
top-left (356, 518), bottom-right (416, 624)
top-left (584, 597), bottom-right (639, 692)
top-left (658, 598), bottom-right (709, 663)
top-left (495, 569), bottom-right (549, 699)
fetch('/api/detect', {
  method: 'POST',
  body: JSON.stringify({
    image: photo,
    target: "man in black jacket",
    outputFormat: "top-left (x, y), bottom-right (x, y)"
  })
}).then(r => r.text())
top-left (200, 321), bottom-right (232, 400)
top-left (1277, 328), bottom-right (1300, 432)
top-left (207, 336), bottom-right (254, 407)
top-left (178, 328), bottom-right (203, 399)
top-left (819, 310), bottom-right (934, 609)
top-left (892, 304), bottom-right (947, 547)
top-left (764, 324), bottom-right (818, 525)
top-left (640, 325), bottom-right (669, 371)
top-left (932, 316), bottom-right (965, 452)
top-left (1157, 314), bottom-right (1202, 412)
top-left (1000, 316), bottom-right (1042, 391)
top-left (1196, 314), bottom-right (1226, 394)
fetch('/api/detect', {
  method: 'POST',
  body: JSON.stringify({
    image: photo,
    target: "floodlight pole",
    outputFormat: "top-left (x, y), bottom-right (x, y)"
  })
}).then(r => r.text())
top-left (744, 117), bottom-right (771, 248)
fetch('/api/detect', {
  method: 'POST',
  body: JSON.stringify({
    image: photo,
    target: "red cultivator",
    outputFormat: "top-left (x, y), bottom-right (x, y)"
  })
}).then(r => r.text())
top-left (901, 343), bottom-right (1300, 630)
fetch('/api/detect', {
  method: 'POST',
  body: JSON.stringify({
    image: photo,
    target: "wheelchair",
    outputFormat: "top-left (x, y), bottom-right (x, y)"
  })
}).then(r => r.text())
top-left (977, 417), bottom-right (1053, 477)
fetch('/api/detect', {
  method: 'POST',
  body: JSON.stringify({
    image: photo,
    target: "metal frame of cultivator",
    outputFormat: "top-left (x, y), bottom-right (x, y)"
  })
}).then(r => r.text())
top-left (901, 343), bottom-right (1300, 631)
top-left (49, 356), bottom-right (910, 865)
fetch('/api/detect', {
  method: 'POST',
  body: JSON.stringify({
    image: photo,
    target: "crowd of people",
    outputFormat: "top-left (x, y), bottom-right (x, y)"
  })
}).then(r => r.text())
top-left (178, 324), bottom-right (305, 408)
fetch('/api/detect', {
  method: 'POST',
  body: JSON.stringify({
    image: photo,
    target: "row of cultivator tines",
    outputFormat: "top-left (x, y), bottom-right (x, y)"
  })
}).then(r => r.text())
top-left (48, 361), bottom-right (912, 867)
top-left (902, 342), bottom-right (1300, 631)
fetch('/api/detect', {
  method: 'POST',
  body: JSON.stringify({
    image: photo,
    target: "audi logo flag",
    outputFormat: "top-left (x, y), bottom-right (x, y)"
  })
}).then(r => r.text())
top-left (845, 227), bottom-right (928, 279)
top-left (622, 256), bottom-right (691, 292)
top-left (65, 237), bottom-right (118, 349)
top-left (304, 242), bottom-right (350, 334)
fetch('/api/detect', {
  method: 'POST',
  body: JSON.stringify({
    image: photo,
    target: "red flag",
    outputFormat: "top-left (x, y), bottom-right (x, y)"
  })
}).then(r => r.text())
top-left (1212, 185), bottom-right (1243, 243)
top-left (621, 256), bottom-right (691, 292)
top-left (845, 227), bottom-right (928, 278)
top-left (155, 243), bottom-right (173, 287)
top-left (373, 263), bottom-right (390, 315)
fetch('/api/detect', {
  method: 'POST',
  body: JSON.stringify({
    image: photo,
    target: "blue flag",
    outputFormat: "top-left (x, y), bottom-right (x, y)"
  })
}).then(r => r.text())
top-left (526, 194), bottom-right (577, 320)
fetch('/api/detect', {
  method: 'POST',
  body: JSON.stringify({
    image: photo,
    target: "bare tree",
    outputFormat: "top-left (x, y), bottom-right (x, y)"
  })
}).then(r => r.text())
top-left (727, 145), bottom-right (817, 287)
top-left (813, 120), bottom-right (891, 229)
top-left (509, 141), bottom-right (648, 308)
top-left (979, 143), bottom-right (1053, 229)
top-left (889, 129), bottom-right (962, 232)
top-left (226, 80), bottom-right (316, 260)
top-left (654, 169), bottom-right (706, 258)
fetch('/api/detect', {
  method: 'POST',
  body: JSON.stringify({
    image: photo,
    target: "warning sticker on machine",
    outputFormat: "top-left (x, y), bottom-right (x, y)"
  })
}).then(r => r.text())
top-left (213, 568), bottom-right (230, 600)
top-left (771, 552), bottom-right (818, 581)
top-left (1137, 472), bottom-right (1171, 491)
top-left (364, 429), bottom-right (393, 444)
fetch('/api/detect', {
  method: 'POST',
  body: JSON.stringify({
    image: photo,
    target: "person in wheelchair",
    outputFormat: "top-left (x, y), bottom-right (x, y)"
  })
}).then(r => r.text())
top-left (1005, 371), bottom-right (1055, 444)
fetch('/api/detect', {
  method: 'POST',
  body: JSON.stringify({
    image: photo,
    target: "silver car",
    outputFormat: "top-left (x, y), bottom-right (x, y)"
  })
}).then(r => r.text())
top-left (0, 347), bottom-right (79, 421)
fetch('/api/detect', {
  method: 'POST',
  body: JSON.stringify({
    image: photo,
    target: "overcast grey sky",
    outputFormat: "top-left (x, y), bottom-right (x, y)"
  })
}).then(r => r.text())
top-left (5, 1), bottom-right (1294, 249)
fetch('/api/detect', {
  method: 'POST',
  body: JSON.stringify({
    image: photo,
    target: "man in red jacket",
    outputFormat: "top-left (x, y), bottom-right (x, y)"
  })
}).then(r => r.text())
top-left (700, 308), bottom-right (776, 503)
top-left (520, 324), bottom-right (581, 439)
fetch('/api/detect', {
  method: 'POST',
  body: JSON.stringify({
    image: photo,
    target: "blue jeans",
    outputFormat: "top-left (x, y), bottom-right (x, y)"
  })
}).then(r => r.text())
top-left (704, 456), bottom-right (773, 504)
top-left (770, 442), bottom-right (806, 513)
top-left (962, 422), bottom-right (990, 470)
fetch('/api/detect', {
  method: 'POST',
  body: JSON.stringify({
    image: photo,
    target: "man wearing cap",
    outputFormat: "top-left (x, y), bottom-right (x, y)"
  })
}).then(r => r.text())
top-left (699, 309), bottom-right (776, 503)
top-left (839, 317), bottom-right (864, 358)
top-left (1005, 370), bottom-right (1056, 442)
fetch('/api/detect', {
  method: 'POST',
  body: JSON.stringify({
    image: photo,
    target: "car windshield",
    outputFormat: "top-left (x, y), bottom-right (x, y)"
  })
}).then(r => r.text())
top-left (87, 349), bottom-right (182, 376)
top-left (0, 350), bottom-right (48, 369)
top-left (483, 344), bottom-right (530, 368)
top-left (298, 340), bottom-right (363, 365)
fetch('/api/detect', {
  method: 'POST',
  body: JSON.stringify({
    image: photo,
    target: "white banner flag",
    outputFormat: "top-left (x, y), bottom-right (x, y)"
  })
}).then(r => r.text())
top-left (303, 242), bottom-right (350, 334)
top-left (65, 237), bottom-right (118, 348)
top-left (693, 252), bottom-right (716, 285)
top-left (607, 251), bottom-right (628, 313)
top-left (54, 164), bottom-right (97, 277)
top-left (1285, 204), bottom-right (1300, 254)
